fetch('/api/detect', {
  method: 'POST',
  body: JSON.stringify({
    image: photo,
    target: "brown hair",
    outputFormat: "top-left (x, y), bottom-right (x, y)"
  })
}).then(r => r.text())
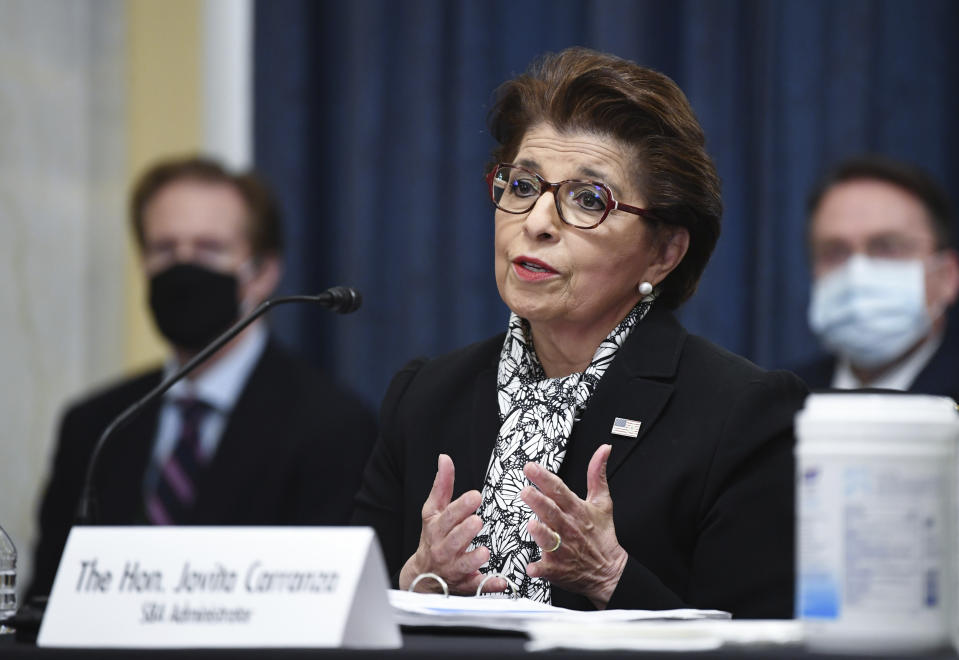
top-left (487, 47), bottom-right (722, 309)
top-left (807, 154), bottom-right (956, 250)
top-left (130, 155), bottom-right (283, 259)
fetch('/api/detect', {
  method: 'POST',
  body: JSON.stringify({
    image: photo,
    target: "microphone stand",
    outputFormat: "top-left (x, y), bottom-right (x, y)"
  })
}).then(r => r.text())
top-left (75, 289), bottom-right (360, 525)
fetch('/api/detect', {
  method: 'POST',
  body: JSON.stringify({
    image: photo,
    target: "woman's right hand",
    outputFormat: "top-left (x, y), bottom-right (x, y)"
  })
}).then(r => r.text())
top-left (398, 454), bottom-right (505, 595)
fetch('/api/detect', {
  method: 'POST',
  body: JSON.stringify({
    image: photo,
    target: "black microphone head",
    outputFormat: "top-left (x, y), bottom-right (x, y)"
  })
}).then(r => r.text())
top-left (319, 286), bottom-right (362, 313)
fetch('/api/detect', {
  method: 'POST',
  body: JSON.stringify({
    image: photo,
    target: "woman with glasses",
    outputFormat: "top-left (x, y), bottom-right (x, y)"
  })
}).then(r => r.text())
top-left (354, 47), bottom-right (806, 617)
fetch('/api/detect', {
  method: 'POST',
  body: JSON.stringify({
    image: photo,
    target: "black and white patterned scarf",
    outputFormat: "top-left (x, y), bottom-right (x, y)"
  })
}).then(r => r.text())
top-left (470, 299), bottom-right (652, 603)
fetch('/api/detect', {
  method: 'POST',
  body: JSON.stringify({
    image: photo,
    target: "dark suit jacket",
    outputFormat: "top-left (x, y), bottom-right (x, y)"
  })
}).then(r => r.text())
top-left (793, 326), bottom-right (959, 399)
top-left (353, 306), bottom-right (808, 618)
top-left (28, 339), bottom-right (376, 599)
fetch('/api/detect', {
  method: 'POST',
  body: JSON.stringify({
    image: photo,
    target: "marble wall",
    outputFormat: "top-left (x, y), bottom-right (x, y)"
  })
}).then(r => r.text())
top-left (0, 0), bottom-right (127, 596)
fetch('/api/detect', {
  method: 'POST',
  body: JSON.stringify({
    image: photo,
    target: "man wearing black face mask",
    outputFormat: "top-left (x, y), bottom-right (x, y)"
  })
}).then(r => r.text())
top-left (26, 156), bottom-right (377, 599)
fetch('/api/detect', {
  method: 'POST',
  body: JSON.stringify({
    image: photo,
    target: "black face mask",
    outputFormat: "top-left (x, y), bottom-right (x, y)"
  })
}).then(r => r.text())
top-left (148, 263), bottom-right (241, 351)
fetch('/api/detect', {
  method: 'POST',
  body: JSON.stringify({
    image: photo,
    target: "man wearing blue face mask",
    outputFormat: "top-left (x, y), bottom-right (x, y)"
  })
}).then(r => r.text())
top-left (795, 155), bottom-right (959, 396)
top-left (27, 156), bottom-right (377, 600)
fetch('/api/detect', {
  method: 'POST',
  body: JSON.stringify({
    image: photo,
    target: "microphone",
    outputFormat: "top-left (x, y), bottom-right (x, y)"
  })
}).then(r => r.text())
top-left (75, 286), bottom-right (362, 525)
top-left (315, 285), bottom-right (362, 313)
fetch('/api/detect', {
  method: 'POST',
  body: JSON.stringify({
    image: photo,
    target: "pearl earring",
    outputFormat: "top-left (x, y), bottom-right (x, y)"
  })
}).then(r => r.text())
top-left (638, 281), bottom-right (653, 296)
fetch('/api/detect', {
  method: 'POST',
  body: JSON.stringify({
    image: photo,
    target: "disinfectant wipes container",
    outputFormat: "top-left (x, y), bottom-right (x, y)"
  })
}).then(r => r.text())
top-left (796, 393), bottom-right (959, 654)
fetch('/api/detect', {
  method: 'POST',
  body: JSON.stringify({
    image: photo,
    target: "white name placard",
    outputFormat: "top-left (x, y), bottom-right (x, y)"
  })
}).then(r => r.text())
top-left (38, 526), bottom-right (401, 649)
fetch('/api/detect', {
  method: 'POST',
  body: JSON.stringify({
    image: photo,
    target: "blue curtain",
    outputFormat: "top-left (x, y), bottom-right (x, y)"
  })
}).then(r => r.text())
top-left (253, 0), bottom-right (959, 408)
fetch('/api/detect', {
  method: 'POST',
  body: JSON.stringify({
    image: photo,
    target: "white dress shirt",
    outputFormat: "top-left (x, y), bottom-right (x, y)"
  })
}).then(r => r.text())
top-left (143, 323), bottom-right (268, 496)
top-left (831, 330), bottom-right (943, 391)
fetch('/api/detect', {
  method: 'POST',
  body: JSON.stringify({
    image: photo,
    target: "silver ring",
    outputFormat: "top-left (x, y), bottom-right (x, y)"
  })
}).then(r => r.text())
top-left (408, 572), bottom-right (449, 596)
top-left (475, 572), bottom-right (521, 598)
top-left (544, 529), bottom-right (561, 553)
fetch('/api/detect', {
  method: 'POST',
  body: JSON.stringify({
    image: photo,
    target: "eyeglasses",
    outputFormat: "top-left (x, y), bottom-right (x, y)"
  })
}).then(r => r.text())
top-left (811, 235), bottom-right (938, 272)
top-left (486, 163), bottom-right (653, 229)
top-left (143, 238), bottom-right (241, 273)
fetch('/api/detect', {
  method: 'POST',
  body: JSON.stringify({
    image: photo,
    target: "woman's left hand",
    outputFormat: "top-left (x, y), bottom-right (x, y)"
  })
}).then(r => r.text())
top-left (521, 443), bottom-right (628, 609)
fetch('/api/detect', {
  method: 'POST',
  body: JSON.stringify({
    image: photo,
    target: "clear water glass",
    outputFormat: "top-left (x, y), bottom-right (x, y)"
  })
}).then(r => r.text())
top-left (0, 524), bottom-right (16, 634)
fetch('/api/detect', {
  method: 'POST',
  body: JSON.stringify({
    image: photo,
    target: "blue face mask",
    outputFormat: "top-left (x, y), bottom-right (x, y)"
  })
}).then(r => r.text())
top-left (808, 255), bottom-right (933, 368)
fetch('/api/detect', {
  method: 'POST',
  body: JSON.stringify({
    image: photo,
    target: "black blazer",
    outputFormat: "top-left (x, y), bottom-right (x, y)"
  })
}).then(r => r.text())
top-left (354, 306), bottom-right (808, 618)
top-left (28, 339), bottom-right (376, 598)
top-left (793, 327), bottom-right (959, 399)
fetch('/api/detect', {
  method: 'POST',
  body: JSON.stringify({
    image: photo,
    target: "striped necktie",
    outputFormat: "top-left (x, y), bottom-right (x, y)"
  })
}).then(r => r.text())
top-left (146, 397), bottom-right (212, 525)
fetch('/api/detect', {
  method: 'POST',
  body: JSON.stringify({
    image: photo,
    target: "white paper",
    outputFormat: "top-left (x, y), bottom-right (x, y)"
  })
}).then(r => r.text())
top-left (389, 589), bottom-right (728, 633)
top-left (525, 619), bottom-right (803, 652)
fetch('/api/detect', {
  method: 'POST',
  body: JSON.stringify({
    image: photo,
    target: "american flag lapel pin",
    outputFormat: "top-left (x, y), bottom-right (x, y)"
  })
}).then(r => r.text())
top-left (611, 417), bottom-right (641, 438)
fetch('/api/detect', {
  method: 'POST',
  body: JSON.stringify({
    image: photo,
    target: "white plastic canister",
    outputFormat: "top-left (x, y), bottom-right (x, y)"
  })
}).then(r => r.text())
top-left (796, 393), bottom-right (959, 653)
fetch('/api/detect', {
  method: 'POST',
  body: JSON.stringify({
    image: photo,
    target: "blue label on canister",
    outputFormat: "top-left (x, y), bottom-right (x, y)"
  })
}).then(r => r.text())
top-left (925, 569), bottom-right (938, 607)
top-left (799, 573), bottom-right (839, 619)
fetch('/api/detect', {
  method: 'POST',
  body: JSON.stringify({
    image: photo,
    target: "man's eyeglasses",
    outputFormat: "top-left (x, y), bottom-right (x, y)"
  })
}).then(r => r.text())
top-left (486, 163), bottom-right (652, 229)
